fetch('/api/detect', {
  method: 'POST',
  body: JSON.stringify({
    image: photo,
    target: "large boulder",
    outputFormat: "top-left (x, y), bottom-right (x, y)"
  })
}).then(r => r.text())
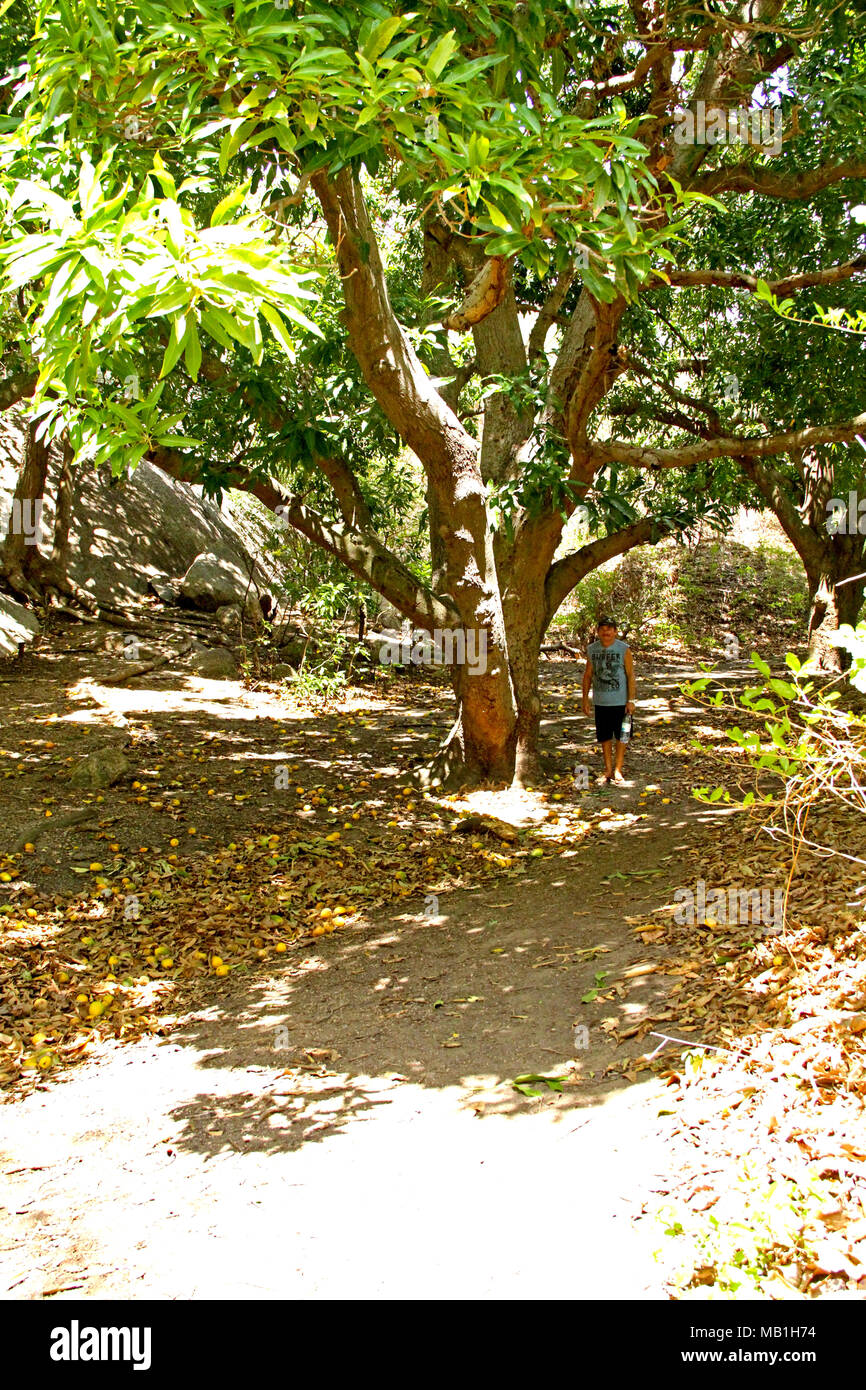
top-left (277, 636), bottom-right (311, 665)
top-left (180, 553), bottom-right (260, 615)
top-left (0, 594), bottom-right (40, 659)
top-left (0, 413), bottom-right (279, 609)
top-left (189, 646), bottom-right (239, 679)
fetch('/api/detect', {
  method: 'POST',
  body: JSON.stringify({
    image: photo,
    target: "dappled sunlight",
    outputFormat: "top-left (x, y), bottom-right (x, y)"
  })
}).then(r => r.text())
top-left (3, 638), bottom-right (865, 1299)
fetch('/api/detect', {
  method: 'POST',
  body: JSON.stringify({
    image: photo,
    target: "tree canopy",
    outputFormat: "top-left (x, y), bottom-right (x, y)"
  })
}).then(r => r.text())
top-left (2, 0), bottom-right (865, 779)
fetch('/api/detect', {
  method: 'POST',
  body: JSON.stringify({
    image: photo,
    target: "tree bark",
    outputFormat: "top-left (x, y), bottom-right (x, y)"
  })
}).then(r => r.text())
top-left (805, 552), bottom-right (865, 671)
top-left (1, 422), bottom-right (98, 611)
top-left (739, 455), bottom-right (865, 672)
top-left (507, 612), bottom-right (545, 789)
top-left (1, 419), bottom-right (50, 602)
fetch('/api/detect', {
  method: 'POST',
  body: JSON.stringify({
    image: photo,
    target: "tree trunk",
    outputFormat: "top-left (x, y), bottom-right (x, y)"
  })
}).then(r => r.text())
top-left (502, 552), bottom-right (552, 787)
top-left (425, 661), bottom-right (516, 789)
top-left (50, 437), bottom-right (76, 572)
top-left (1, 420), bottom-right (51, 602)
top-left (509, 625), bottom-right (544, 789)
top-left (420, 579), bottom-right (552, 791)
top-left (1, 423), bottom-right (97, 612)
top-left (805, 550), bottom-right (865, 671)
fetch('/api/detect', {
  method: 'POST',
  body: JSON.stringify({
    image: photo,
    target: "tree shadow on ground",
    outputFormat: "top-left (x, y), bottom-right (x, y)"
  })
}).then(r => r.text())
top-left (3, 645), bottom-right (772, 1157)
top-left (162, 805), bottom-right (754, 1159)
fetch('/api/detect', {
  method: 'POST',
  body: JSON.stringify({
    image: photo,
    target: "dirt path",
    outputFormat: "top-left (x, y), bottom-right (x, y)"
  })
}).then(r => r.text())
top-left (0, 654), bottom-right (749, 1299)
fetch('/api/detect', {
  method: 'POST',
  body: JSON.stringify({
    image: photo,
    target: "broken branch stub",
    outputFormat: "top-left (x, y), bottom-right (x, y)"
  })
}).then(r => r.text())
top-left (444, 257), bottom-right (508, 332)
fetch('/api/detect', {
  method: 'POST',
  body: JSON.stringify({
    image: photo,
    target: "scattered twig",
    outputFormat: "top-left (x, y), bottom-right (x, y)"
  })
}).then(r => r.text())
top-left (646, 1031), bottom-right (749, 1060)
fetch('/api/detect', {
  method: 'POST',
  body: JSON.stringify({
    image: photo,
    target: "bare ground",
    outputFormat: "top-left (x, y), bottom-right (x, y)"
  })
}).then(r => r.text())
top-left (0, 639), bottom-right (754, 1299)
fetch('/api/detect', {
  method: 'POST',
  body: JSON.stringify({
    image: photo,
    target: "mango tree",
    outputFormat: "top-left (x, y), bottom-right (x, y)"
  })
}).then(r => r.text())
top-left (2, 0), bottom-right (865, 779)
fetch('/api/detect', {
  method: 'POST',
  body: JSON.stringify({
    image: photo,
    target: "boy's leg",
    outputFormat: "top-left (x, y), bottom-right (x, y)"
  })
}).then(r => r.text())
top-left (601, 740), bottom-right (614, 780)
top-left (594, 706), bottom-right (613, 782)
top-left (611, 706), bottom-right (628, 782)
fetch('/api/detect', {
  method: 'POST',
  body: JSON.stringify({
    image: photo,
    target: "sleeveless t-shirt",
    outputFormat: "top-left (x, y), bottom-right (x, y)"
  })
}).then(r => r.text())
top-left (588, 638), bottom-right (628, 706)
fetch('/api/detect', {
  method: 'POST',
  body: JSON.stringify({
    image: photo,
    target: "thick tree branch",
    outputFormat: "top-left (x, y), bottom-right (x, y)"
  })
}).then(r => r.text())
top-left (271, 496), bottom-right (459, 633)
top-left (574, 44), bottom-right (670, 102)
top-left (443, 256), bottom-right (509, 332)
top-left (735, 452), bottom-right (826, 567)
top-left (149, 446), bottom-right (457, 631)
top-left (0, 372), bottom-right (36, 411)
top-left (312, 454), bottom-right (372, 530)
top-left (593, 413), bottom-right (866, 470)
top-left (310, 167), bottom-right (478, 476)
top-left (466, 260), bottom-right (531, 487)
top-left (691, 158), bottom-right (866, 201)
top-left (608, 401), bottom-right (717, 439)
top-left (552, 291), bottom-right (629, 452)
top-left (311, 165), bottom-right (515, 690)
top-left (647, 255), bottom-right (866, 295)
top-left (544, 516), bottom-right (674, 621)
top-left (528, 269), bottom-right (576, 364)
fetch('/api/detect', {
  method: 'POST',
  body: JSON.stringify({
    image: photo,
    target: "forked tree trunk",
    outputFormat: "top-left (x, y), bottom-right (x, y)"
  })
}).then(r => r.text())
top-left (419, 583), bottom-right (519, 788)
top-left (426, 662), bottom-right (516, 788)
top-left (421, 555), bottom-right (553, 790)
top-left (503, 578), bottom-right (549, 789)
top-left (50, 438), bottom-right (76, 573)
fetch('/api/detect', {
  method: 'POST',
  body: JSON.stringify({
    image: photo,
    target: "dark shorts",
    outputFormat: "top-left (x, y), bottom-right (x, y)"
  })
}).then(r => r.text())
top-left (595, 704), bottom-right (626, 743)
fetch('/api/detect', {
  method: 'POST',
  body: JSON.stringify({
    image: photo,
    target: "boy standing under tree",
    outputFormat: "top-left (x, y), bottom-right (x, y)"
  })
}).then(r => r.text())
top-left (582, 617), bottom-right (636, 785)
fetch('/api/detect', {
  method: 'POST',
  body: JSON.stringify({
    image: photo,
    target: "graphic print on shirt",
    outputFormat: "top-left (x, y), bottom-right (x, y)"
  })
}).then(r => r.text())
top-left (591, 644), bottom-right (624, 694)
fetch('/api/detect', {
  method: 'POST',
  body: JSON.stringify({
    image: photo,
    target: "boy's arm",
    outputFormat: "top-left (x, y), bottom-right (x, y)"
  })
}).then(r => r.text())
top-left (582, 658), bottom-right (592, 714)
top-left (624, 648), bottom-right (636, 711)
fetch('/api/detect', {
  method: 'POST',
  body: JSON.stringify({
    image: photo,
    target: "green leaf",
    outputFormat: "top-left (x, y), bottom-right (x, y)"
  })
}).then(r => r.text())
top-left (210, 185), bottom-right (249, 226)
top-left (260, 301), bottom-right (294, 357)
top-left (750, 653), bottom-right (771, 678)
top-left (360, 14), bottom-right (404, 62)
top-left (768, 678), bottom-right (797, 701)
top-left (159, 317), bottom-right (189, 378)
top-left (184, 318), bottom-right (202, 379)
top-left (425, 31), bottom-right (457, 80)
top-left (481, 198), bottom-right (510, 231)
